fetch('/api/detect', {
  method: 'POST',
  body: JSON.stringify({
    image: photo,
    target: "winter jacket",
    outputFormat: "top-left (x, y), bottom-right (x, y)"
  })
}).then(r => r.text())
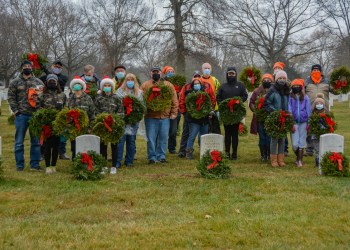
top-left (288, 95), bottom-right (312, 123)
top-left (141, 79), bottom-right (178, 119)
top-left (8, 74), bottom-right (44, 115)
top-left (201, 75), bottom-right (221, 110)
top-left (38, 90), bottom-right (67, 111)
top-left (249, 85), bottom-right (268, 134)
top-left (94, 93), bottom-right (123, 115)
top-left (305, 75), bottom-right (330, 110)
top-left (216, 79), bottom-right (248, 104)
top-left (68, 92), bottom-right (95, 122)
top-left (264, 85), bottom-right (289, 113)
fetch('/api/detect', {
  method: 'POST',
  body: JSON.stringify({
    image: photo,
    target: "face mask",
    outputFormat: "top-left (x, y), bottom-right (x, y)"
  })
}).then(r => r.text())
top-left (52, 67), bottom-right (62, 74)
top-left (126, 81), bottom-right (135, 89)
top-left (262, 81), bottom-right (271, 89)
top-left (316, 104), bottom-right (324, 110)
top-left (152, 73), bottom-right (161, 82)
top-left (203, 69), bottom-right (211, 75)
top-left (167, 72), bottom-right (174, 78)
top-left (311, 71), bottom-right (322, 84)
top-left (73, 84), bottom-right (82, 91)
top-left (103, 86), bottom-right (111, 93)
top-left (292, 86), bottom-right (302, 94)
top-left (47, 81), bottom-right (57, 90)
top-left (227, 76), bottom-right (236, 83)
top-left (84, 76), bottom-right (92, 82)
top-left (116, 72), bottom-right (125, 79)
top-left (276, 79), bottom-right (286, 86)
top-left (23, 68), bottom-right (32, 76)
top-left (193, 83), bottom-right (201, 91)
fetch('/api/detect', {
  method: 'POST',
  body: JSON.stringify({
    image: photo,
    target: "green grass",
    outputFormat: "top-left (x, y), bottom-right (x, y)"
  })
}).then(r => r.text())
top-left (0, 101), bottom-right (350, 249)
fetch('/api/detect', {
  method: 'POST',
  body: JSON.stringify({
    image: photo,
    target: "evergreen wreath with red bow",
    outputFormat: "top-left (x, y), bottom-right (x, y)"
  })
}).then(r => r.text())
top-left (238, 66), bottom-right (262, 92)
top-left (71, 151), bottom-right (107, 180)
top-left (91, 113), bottom-right (125, 144)
top-left (264, 110), bottom-right (294, 138)
top-left (254, 96), bottom-right (268, 123)
top-left (185, 91), bottom-right (212, 119)
top-left (166, 74), bottom-right (187, 93)
top-left (22, 52), bottom-right (47, 77)
top-left (144, 83), bottom-right (173, 111)
top-left (123, 95), bottom-right (146, 125)
top-left (29, 109), bottom-right (58, 145)
top-left (219, 97), bottom-right (246, 125)
top-left (238, 122), bottom-right (248, 136)
top-left (196, 150), bottom-right (231, 179)
top-left (321, 151), bottom-right (349, 177)
top-left (330, 66), bottom-right (350, 95)
top-left (309, 112), bottom-right (337, 138)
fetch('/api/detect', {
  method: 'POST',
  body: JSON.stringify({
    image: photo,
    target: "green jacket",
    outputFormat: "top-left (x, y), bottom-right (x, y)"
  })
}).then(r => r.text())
top-left (8, 74), bottom-right (44, 115)
top-left (68, 92), bottom-right (95, 122)
top-left (94, 93), bottom-right (124, 115)
top-left (38, 90), bottom-right (67, 110)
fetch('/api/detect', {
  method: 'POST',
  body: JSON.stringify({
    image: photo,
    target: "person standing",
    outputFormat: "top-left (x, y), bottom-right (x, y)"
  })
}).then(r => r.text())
top-left (38, 74), bottom-right (67, 174)
top-left (81, 64), bottom-right (100, 101)
top-left (288, 79), bottom-right (311, 167)
top-left (141, 66), bottom-right (178, 164)
top-left (8, 60), bottom-right (43, 171)
top-left (249, 73), bottom-right (274, 162)
top-left (113, 65), bottom-right (127, 90)
top-left (264, 70), bottom-right (290, 167)
top-left (216, 67), bottom-right (248, 160)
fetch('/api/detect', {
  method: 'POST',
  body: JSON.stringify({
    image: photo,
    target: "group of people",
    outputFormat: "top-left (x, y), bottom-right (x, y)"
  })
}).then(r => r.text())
top-left (7, 59), bottom-right (331, 174)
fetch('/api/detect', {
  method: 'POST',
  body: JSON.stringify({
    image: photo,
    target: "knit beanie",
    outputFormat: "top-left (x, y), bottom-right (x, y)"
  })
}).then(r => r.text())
top-left (70, 76), bottom-right (86, 91)
top-left (100, 76), bottom-right (115, 91)
top-left (313, 93), bottom-right (326, 109)
top-left (275, 70), bottom-right (287, 80)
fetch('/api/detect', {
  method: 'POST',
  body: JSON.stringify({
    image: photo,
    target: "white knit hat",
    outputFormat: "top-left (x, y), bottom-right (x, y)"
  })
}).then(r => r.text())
top-left (100, 76), bottom-right (115, 91)
top-left (275, 70), bottom-right (287, 80)
top-left (70, 76), bottom-right (86, 91)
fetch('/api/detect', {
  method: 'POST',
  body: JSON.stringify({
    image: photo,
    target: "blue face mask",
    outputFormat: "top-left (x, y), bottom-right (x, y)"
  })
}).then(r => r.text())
top-left (203, 69), bottom-right (211, 75)
top-left (126, 81), bottom-right (135, 89)
top-left (73, 84), bottom-right (82, 91)
top-left (116, 72), bottom-right (125, 79)
top-left (85, 76), bottom-right (92, 82)
top-left (103, 86), bottom-right (111, 93)
top-left (167, 72), bottom-right (174, 78)
top-left (52, 67), bottom-right (62, 75)
top-left (193, 84), bottom-right (201, 91)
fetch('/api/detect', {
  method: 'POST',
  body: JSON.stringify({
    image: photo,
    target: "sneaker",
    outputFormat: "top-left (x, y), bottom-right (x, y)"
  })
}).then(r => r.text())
top-left (148, 160), bottom-right (156, 164)
top-left (59, 153), bottom-right (70, 160)
top-left (178, 151), bottom-right (186, 158)
top-left (30, 166), bottom-right (43, 172)
top-left (159, 159), bottom-right (167, 163)
top-left (51, 167), bottom-right (57, 173)
top-left (110, 167), bottom-right (117, 175)
top-left (101, 167), bottom-right (108, 174)
top-left (46, 167), bottom-right (53, 174)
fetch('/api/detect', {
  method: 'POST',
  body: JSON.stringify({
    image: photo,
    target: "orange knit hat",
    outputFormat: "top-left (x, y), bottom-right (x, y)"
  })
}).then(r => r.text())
top-left (273, 62), bottom-right (285, 70)
top-left (291, 78), bottom-right (305, 87)
top-left (162, 66), bottom-right (174, 74)
top-left (262, 73), bottom-right (274, 81)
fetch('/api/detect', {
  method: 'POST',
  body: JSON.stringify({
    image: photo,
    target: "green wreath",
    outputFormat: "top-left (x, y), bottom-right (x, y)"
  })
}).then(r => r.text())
top-left (239, 122), bottom-right (248, 136)
top-left (167, 74), bottom-right (187, 93)
top-left (91, 113), bottom-right (125, 144)
top-left (71, 151), bottom-right (107, 180)
top-left (219, 97), bottom-right (246, 125)
top-left (123, 95), bottom-right (146, 125)
top-left (22, 52), bottom-right (47, 77)
top-left (8, 114), bottom-right (15, 125)
top-left (309, 112), bottom-right (337, 138)
top-left (254, 96), bottom-right (268, 123)
top-left (185, 91), bottom-right (212, 119)
top-left (197, 150), bottom-right (231, 179)
top-left (264, 110), bottom-right (294, 138)
top-left (330, 66), bottom-right (350, 95)
top-left (144, 83), bottom-right (173, 111)
top-left (29, 109), bottom-right (58, 139)
top-left (321, 152), bottom-right (349, 177)
top-left (238, 66), bottom-right (262, 92)
top-left (52, 108), bottom-right (89, 140)
top-left (85, 82), bottom-right (98, 97)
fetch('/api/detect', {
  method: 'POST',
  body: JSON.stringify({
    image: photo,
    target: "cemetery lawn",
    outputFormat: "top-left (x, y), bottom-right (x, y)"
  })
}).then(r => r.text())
top-left (0, 102), bottom-right (350, 249)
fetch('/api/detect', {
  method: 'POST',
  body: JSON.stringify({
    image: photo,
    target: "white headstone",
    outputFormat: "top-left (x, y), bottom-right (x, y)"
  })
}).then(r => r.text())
top-left (329, 93), bottom-right (334, 107)
top-left (200, 134), bottom-right (224, 158)
top-left (319, 133), bottom-right (344, 174)
top-left (76, 135), bottom-right (100, 154)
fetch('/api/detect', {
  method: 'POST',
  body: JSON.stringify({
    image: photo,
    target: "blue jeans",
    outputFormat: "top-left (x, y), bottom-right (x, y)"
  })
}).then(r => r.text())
top-left (168, 113), bottom-right (181, 152)
top-left (145, 118), bottom-right (170, 161)
top-left (117, 124), bottom-right (138, 166)
top-left (14, 114), bottom-right (41, 169)
top-left (187, 123), bottom-right (208, 149)
top-left (258, 122), bottom-right (270, 147)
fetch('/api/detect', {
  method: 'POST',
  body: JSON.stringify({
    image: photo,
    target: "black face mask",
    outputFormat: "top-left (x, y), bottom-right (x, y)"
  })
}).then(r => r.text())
top-left (262, 81), bottom-right (271, 89)
top-left (292, 86), bottom-right (302, 94)
top-left (227, 76), bottom-right (237, 83)
top-left (47, 81), bottom-right (57, 90)
top-left (23, 68), bottom-right (32, 76)
top-left (276, 80), bottom-right (286, 86)
top-left (152, 73), bottom-right (161, 82)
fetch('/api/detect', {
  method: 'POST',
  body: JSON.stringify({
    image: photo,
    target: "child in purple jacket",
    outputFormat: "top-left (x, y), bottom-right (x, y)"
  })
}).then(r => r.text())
top-left (288, 79), bottom-right (312, 167)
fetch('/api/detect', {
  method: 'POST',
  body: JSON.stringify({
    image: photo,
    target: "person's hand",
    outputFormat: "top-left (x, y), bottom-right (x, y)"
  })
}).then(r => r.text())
top-left (292, 124), bottom-right (296, 133)
top-left (170, 114), bottom-right (177, 120)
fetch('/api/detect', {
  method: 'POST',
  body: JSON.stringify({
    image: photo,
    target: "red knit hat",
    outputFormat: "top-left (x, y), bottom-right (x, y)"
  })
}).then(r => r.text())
top-left (291, 79), bottom-right (305, 87)
top-left (262, 73), bottom-right (274, 81)
top-left (162, 66), bottom-right (174, 74)
top-left (273, 62), bottom-right (285, 70)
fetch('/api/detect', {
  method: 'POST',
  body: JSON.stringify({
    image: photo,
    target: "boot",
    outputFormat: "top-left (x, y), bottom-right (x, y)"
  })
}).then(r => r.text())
top-left (293, 148), bottom-right (299, 166)
top-left (266, 147), bottom-right (270, 160)
top-left (298, 149), bottom-right (304, 167)
top-left (277, 154), bottom-right (286, 167)
top-left (270, 155), bottom-right (279, 167)
top-left (186, 148), bottom-right (194, 160)
top-left (225, 151), bottom-right (230, 159)
top-left (259, 145), bottom-right (267, 162)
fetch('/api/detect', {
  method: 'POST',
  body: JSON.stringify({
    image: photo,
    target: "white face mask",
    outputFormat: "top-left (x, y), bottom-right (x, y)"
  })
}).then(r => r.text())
top-left (315, 104), bottom-right (324, 110)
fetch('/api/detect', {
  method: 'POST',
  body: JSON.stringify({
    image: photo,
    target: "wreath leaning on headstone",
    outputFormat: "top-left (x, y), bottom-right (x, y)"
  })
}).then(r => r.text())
top-left (71, 151), bottom-right (107, 180)
top-left (219, 97), bottom-right (246, 125)
top-left (197, 150), bottom-right (231, 179)
top-left (185, 91), bottom-right (212, 119)
top-left (264, 110), bottom-right (294, 139)
top-left (320, 151), bottom-right (349, 177)
top-left (91, 113), bottom-right (125, 144)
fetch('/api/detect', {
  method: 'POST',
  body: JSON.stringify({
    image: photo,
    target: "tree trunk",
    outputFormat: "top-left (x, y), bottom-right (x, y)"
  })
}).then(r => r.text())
top-left (173, 1), bottom-right (186, 74)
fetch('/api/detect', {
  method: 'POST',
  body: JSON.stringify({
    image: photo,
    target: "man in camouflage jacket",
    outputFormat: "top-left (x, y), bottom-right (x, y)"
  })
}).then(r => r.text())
top-left (8, 60), bottom-right (43, 171)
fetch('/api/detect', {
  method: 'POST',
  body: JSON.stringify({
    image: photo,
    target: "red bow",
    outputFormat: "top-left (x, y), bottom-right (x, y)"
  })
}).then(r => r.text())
top-left (67, 110), bottom-right (81, 131)
top-left (174, 85), bottom-right (181, 93)
top-left (257, 97), bottom-right (264, 110)
top-left (81, 153), bottom-right (93, 171)
top-left (328, 152), bottom-right (343, 171)
top-left (85, 84), bottom-right (90, 94)
top-left (40, 125), bottom-right (52, 145)
top-left (103, 115), bottom-right (114, 132)
top-left (239, 123), bottom-right (245, 133)
top-left (320, 113), bottom-right (335, 133)
top-left (227, 99), bottom-right (240, 112)
top-left (196, 93), bottom-right (206, 110)
top-left (278, 111), bottom-right (289, 130)
top-left (335, 80), bottom-right (347, 89)
top-left (207, 150), bottom-right (222, 170)
top-left (148, 86), bottom-right (161, 102)
top-left (28, 53), bottom-right (41, 70)
top-left (247, 68), bottom-right (255, 85)
top-left (123, 96), bottom-right (133, 116)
